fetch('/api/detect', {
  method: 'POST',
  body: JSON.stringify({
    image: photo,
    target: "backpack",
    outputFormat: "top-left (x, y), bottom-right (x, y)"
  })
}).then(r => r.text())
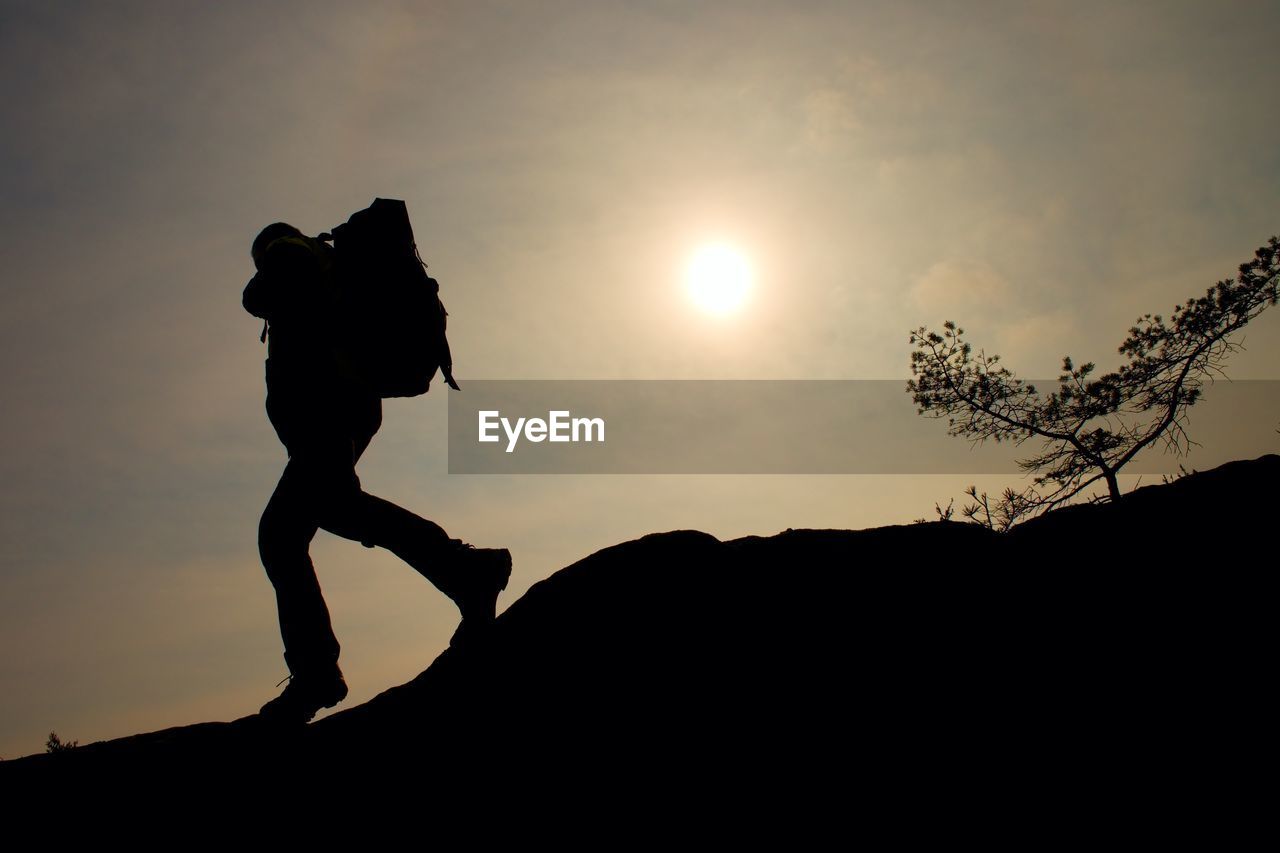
top-left (320, 198), bottom-right (459, 398)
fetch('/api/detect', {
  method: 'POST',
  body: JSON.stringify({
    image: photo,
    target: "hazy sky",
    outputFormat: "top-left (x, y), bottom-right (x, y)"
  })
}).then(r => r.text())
top-left (2, 0), bottom-right (1278, 757)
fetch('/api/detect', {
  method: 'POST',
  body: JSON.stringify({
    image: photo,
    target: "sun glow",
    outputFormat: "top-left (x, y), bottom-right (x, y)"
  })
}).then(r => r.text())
top-left (686, 244), bottom-right (752, 315)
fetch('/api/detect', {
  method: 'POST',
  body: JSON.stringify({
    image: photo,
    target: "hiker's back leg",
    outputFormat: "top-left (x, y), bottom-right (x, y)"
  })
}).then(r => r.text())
top-left (258, 458), bottom-right (340, 673)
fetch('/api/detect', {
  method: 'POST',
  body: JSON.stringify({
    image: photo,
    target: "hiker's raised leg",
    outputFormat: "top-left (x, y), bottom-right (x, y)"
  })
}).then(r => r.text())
top-left (324, 485), bottom-right (465, 592)
top-left (287, 428), bottom-right (464, 593)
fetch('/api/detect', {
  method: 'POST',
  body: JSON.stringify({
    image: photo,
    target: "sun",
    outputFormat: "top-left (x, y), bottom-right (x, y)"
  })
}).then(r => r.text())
top-left (686, 244), bottom-right (752, 315)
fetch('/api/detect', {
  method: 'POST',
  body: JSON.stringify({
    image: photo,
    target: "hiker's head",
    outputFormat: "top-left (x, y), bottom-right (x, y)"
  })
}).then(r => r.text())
top-left (252, 223), bottom-right (304, 270)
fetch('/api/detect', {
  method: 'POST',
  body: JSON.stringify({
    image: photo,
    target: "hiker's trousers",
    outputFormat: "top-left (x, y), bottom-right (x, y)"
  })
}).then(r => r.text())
top-left (257, 366), bottom-right (452, 675)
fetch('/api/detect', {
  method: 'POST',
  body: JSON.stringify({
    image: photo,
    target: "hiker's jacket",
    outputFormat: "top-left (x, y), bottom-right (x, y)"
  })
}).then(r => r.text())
top-left (243, 236), bottom-right (353, 395)
top-left (244, 235), bottom-right (380, 458)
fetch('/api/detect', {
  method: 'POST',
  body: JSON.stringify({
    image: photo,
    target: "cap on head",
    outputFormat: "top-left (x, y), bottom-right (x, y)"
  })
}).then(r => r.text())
top-left (252, 222), bottom-right (303, 270)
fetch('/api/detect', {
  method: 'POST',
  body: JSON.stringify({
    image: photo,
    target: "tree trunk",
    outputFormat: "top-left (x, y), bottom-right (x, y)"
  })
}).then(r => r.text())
top-left (1104, 469), bottom-right (1121, 502)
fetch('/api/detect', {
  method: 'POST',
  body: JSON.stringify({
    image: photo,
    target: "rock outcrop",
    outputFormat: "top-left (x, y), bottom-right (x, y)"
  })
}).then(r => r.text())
top-left (5, 455), bottom-right (1273, 806)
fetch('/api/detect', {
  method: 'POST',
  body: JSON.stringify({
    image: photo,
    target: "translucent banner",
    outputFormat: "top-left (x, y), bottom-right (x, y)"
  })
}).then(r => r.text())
top-left (446, 380), bottom-right (1280, 474)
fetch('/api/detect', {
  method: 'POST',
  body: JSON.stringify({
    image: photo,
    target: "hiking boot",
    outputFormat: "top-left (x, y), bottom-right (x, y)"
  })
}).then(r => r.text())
top-left (444, 544), bottom-right (512, 647)
top-left (258, 669), bottom-right (349, 726)
top-left (403, 540), bottom-right (512, 645)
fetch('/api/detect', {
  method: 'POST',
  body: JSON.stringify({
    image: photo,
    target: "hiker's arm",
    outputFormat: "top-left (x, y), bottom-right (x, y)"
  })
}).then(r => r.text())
top-left (242, 272), bottom-right (271, 319)
top-left (241, 241), bottom-right (325, 321)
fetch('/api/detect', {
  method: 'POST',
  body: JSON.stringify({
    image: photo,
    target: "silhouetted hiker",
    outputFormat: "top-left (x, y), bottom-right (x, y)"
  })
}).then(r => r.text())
top-left (243, 220), bottom-right (511, 726)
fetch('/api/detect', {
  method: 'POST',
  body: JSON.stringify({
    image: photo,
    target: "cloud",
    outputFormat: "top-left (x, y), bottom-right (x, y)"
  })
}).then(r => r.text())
top-left (801, 87), bottom-right (858, 151)
top-left (909, 258), bottom-right (1012, 316)
top-left (996, 310), bottom-right (1082, 374)
top-left (909, 260), bottom-right (1082, 373)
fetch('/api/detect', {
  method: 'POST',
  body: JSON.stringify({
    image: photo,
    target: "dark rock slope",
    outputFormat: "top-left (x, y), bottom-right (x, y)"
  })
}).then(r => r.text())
top-left (5, 455), bottom-right (1273, 802)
